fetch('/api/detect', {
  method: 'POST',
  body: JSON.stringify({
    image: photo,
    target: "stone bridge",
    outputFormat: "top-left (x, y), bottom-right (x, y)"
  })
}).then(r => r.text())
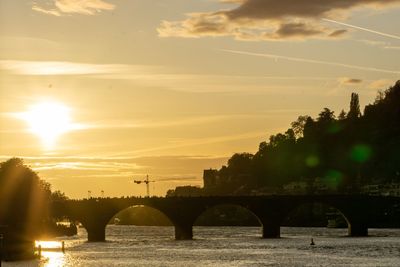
top-left (52, 195), bottom-right (399, 242)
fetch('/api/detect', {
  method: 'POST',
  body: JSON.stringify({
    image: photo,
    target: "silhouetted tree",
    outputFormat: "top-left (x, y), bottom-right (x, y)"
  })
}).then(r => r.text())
top-left (318, 108), bottom-right (335, 123)
top-left (0, 158), bottom-right (51, 228)
top-left (291, 115), bottom-right (310, 138)
top-left (51, 190), bottom-right (69, 202)
top-left (0, 158), bottom-right (53, 260)
top-left (338, 110), bottom-right (346, 120)
top-left (303, 116), bottom-right (316, 138)
top-left (348, 92), bottom-right (361, 119)
top-left (226, 153), bottom-right (255, 190)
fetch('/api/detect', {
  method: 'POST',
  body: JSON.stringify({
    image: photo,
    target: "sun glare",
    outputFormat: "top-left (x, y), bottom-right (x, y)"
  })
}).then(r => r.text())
top-left (18, 101), bottom-right (73, 149)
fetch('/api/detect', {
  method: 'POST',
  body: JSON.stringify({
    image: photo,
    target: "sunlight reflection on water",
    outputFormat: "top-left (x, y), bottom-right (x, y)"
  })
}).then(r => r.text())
top-left (41, 252), bottom-right (65, 267)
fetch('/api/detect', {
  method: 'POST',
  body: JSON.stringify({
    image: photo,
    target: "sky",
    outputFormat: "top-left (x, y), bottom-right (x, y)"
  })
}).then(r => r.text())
top-left (0, 0), bottom-right (399, 198)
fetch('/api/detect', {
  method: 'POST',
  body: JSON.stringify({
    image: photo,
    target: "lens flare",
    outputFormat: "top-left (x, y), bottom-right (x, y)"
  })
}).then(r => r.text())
top-left (305, 155), bottom-right (319, 167)
top-left (324, 169), bottom-right (343, 189)
top-left (350, 144), bottom-right (372, 163)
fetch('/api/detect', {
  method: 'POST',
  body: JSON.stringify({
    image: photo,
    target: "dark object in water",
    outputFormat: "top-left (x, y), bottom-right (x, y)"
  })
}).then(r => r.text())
top-left (310, 238), bottom-right (315, 246)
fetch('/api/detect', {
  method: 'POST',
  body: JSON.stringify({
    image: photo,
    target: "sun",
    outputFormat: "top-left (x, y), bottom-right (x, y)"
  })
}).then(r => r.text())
top-left (18, 101), bottom-right (74, 149)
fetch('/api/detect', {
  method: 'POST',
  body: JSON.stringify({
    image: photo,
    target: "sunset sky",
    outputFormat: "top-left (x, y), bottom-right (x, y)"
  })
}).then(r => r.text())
top-left (0, 0), bottom-right (399, 198)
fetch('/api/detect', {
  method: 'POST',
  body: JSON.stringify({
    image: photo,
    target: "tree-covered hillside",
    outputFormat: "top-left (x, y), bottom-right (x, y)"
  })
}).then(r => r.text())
top-left (207, 81), bottom-right (400, 195)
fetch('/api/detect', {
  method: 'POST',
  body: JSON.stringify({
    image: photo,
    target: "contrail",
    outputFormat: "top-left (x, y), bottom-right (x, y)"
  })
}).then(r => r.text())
top-left (220, 49), bottom-right (400, 75)
top-left (323, 18), bottom-right (400, 40)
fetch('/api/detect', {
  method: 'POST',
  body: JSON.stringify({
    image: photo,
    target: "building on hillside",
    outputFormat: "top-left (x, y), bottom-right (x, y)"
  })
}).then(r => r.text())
top-left (250, 187), bottom-right (280, 195)
top-left (283, 181), bottom-right (308, 194)
top-left (203, 169), bottom-right (219, 189)
top-left (361, 183), bottom-right (400, 196)
top-left (313, 177), bottom-right (334, 192)
top-left (166, 186), bottom-right (203, 197)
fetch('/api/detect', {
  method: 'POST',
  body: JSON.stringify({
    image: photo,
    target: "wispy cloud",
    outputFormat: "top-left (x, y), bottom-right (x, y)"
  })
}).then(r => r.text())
top-left (220, 49), bottom-right (400, 75)
top-left (323, 18), bottom-right (400, 40)
top-left (32, 5), bottom-right (62, 16)
top-left (0, 59), bottom-right (343, 93)
top-left (116, 130), bottom-right (273, 156)
top-left (158, 0), bottom-right (400, 41)
top-left (384, 45), bottom-right (400, 49)
top-left (0, 155), bottom-right (228, 176)
top-left (84, 115), bottom-right (239, 130)
top-left (358, 39), bottom-right (400, 50)
top-left (0, 155), bottom-right (228, 162)
top-left (3, 107), bottom-right (292, 142)
top-left (368, 79), bottom-right (396, 89)
top-left (0, 60), bottom-right (154, 76)
top-left (30, 161), bottom-right (144, 172)
top-left (32, 0), bottom-right (115, 16)
top-left (83, 111), bottom-right (306, 131)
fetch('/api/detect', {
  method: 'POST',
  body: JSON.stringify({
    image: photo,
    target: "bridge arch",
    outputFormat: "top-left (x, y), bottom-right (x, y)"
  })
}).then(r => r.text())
top-left (105, 205), bottom-right (174, 240)
top-left (109, 205), bottom-right (173, 226)
top-left (283, 201), bottom-right (349, 229)
top-left (193, 204), bottom-right (262, 238)
top-left (281, 199), bottom-right (368, 236)
top-left (65, 199), bottom-right (179, 242)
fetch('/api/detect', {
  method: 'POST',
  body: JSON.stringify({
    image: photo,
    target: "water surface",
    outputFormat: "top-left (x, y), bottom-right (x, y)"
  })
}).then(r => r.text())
top-left (4, 226), bottom-right (400, 266)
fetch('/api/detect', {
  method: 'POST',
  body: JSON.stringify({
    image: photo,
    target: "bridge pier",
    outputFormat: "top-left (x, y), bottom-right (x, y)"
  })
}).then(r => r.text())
top-left (174, 224), bottom-right (193, 240)
top-left (261, 220), bottom-right (281, 238)
top-left (348, 223), bottom-right (368, 237)
top-left (86, 224), bottom-right (106, 242)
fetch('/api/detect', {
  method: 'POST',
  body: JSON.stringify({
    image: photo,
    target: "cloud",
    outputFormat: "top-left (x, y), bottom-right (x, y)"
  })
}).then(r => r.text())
top-left (222, 0), bottom-right (399, 19)
top-left (328, 29), bottom-right (348, 37)
top-left (158, 0), bottom-right (400, 41)
top-left (32, 0), bottom-right (115, 16)
top-left (339, 77), bottom-right (363, 84)
top-left (265, 22), bottom-right (325, 39)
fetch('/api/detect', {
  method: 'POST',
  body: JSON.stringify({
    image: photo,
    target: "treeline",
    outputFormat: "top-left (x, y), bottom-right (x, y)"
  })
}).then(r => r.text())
top-left (205, 80), bottom-right (400, 195)
top-left (0, 158), bottom-right (73, 260)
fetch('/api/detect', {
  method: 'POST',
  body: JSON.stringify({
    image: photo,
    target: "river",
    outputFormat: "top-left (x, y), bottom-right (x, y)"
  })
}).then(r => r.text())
top-left (3, 226), bottom-right (400, 266)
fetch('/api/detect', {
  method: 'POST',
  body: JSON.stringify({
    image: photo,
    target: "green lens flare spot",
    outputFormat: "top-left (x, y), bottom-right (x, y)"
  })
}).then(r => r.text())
top-left (350, 144), bottom-right (372, 163)
top-left (306, 155), bottom-right (319, 167)
top-left (327, 122), bottom-right (342, 134)
top-left (324, 170), bottom-right (343, 189)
